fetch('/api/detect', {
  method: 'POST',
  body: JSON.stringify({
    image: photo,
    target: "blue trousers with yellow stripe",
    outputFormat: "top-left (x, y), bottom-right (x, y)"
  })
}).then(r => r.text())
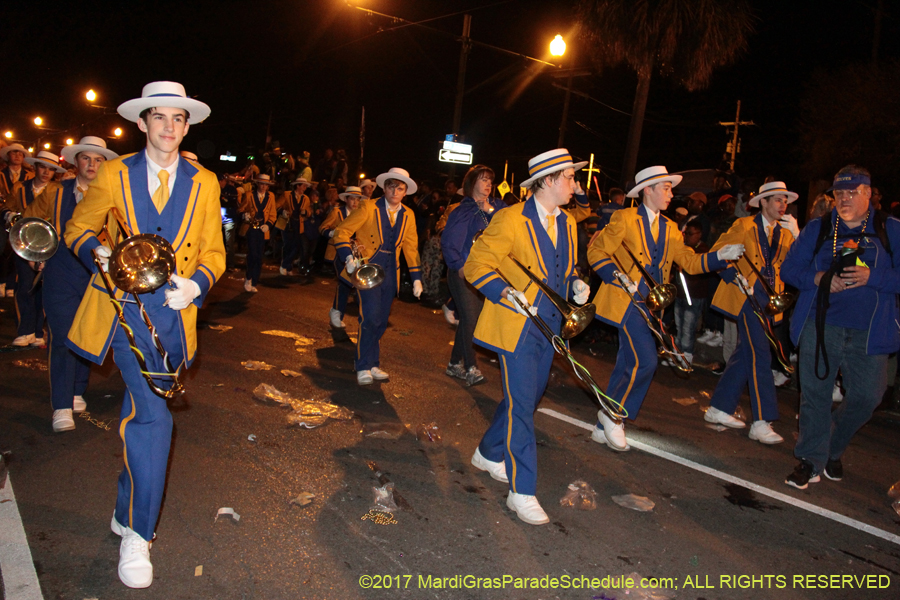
top-left (709, 304), bottom-right (777, 422)
top-left (14, 255), bottom-right (44, 338)
top-left (44, 259), bottom-right (91, 410)
top-left (245, 228), bottom-right (265, 285)
top-left (332, 258), bottom-right (352, 317)
top-left (478, 326), bottom-right (554, 495)
top-left (598, 308), bottom-right (658, 427)
top-left (111, 301), bottom-right (184, 542)
top-left (355, 256), bottom-right (396, 372)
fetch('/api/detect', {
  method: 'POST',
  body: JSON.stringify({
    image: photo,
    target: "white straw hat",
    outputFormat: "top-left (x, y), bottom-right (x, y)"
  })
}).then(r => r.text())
top-left (749, 181), bottom-right (798, 207)
top-left (61, 136), bottom-right (118, 164)
top-left (339, 185), bottom-right (364, 200)
top-left (626, 166), bottom-right (683, 198)
top-left (520, 148), bottom-right (587, 189)
top-left (375, 167), bottom-right (417, 195)
top-left (25, 151), bottom-right (67, 173)
top-left (117, 81), bottom-right (211, 124)
top-left (0, 143), bottom-right (31, 161)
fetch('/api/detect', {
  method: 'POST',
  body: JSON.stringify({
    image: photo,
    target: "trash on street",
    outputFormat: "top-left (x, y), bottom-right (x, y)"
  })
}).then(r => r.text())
top-left (12, 358), bottom-right (47, 371)
top-left (286, 399), bottom-right (353, 428)
top-left (362, 422), bottom-right (407, 439)
top-left (208, 324), bottom-right (232, 332)
top-left (371, 483), bottom-right (399, 513)
top-left (242, 360), bottom-right (275, 370)
top-left (611, 494), bottom-right (655, 512)
top-left (215, 507), bottom-right (240, 522)
top-left (290, 492), bottom-right (316, 507)
top-left (281, 369), bottom-right (302, 377)
top-left (559, 480), bottom-right (598, 510)
top-left (414, 422), bottom-right (442, 443)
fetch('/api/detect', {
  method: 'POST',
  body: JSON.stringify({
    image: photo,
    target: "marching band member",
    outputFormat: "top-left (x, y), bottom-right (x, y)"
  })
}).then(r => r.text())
top-left (360, 178), bottom-right (376, 199)
top-left (238, 173), bottom-right (277, 292)
top-left (21, 137), bottom-right (118, 431)
top-left (2, 150), bottom-right (67, 346)
top-left (278, 176), bottom-right (312, 276)
top-left (64, 81), bottom-right (224, 588)
top-left (0, 143), bottom-right (34, 198)
top-left (704, 181), bottom-right (799, 443)
top-left (441, 164), bottom-right (506, 386)
top-left (333, 168), bottom-right (422, 384)
top-left (465, 149), bottom-right (591, 525)
top-left (588, 166), bottom-right (744, 451)
top-left (321, 185), bottom-right (364, 328)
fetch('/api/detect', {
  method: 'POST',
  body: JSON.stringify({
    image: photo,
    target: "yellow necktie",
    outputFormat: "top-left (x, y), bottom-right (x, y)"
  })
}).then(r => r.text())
top-left (389, 209), bottom-right (397, 226)
top-left (546, 214), bottom-right (556, 247)
top-left (651, 216), bottom-right (659, 242)
top-left (152, 170), bottom-right (170, 212)
top-left (766, 223), bottom-right (774, 245)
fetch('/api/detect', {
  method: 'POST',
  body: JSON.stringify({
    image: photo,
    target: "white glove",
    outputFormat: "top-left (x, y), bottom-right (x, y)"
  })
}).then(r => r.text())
top-left (261, 224), bottom-right (269, 233)
top-left (779, 214), bottom-right (800, 240)
top-left (3, 212), bottom-right (14, 224)
top-left (282, 210), bottom-right (290, 218)
top-left (614, 272), bottom-right (639, 296)
top-left (506, 289), bottom-right (537, 317)
top-left (345, 255), bottom-right (360, 274)
top-left (242, 213), bottom-right (251, 222)
top-left (413, 280), bottom-right (423, 298)
top-left (328, 230), bottom-right (335, 238)
top-left (736, 273), bottom-right (751, 291)
top-left (94, 245), bottom-right (111, 272)
top-left (717, 244), bottom-right (745, 261)
top-left (165, 274), bottom-right (201, 311)
top-left (572, 278), bottom-right (590, 305)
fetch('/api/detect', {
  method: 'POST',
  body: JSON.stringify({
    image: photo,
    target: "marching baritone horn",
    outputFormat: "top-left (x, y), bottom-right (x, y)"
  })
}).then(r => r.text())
top-left (93, 209), bottom-right (185, 400)
top-left (7, 213), bottom-right (59, 262)
top-left (348, 238), bottom-right (385, 290)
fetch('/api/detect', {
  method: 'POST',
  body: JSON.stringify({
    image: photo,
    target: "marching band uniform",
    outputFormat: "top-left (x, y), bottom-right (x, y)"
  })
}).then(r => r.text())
top-left (588, 166), bottom-right (739, 451)
top-left (22, 137), bottom-right (118, 431)
top-left (466, 149), bottom-right (590, 525)
top-left (321, 186), bottom-right (363, 328)
top-left (2, 151), bottom-right (66, 346)
top-left (64, 82), bottom-right (223, 589)
top-left (278, 178), bottom-right (311, 275)
top-left (238, 174), bottom-right (277, 292)
top-left (705, 182), bottom-right (798, 443)
top-left (333, 168), bottom-right (422, 383)
top-left (0, 143), bottom-right (34, 199)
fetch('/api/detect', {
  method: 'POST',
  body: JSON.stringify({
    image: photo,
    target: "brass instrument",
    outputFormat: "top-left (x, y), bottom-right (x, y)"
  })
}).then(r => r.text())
top-left (7, 213), bottom-right (59, 262)
top-left (731, 256), bottom-right (795, 373)
top-left (94, 209), bottom-right (185, 399)
top-left (349, 239), bottom-right (385, 290)
top-left (619, 242), bottom-right (676, 312)
top-left (611, 252), bottom-right (692, 373)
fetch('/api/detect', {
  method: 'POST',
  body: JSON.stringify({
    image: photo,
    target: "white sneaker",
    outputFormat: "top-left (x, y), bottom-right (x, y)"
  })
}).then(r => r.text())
top-left (111, 513), bottom-right (127, 537)
top-left (12, 333), bottom-right (36, 346)
top-left (370, 366), bottom-right (389, 381)
top-left (441, 304), bottom-right (459, 325)
top-left (279, 267), bottom-right (289, 276)
top-left (749, 420), bottom-right (783, 444)
top-left (704, 406), bottom-right (746, 429)
top-left (772, 370), bottom-right (790, 387)
top-left (708, 331), bottom-right (724, 347)
top-left (329, 308), bottom-right (345, 329)
top-left (697, 329), bottom-right (715, 344)
top-left (506, 492), bottom-right (549, 525)
top-left (357, 370), bottom-right (373, 385)
top-left (470, 448), bottom-right (508, 483)
top-left (118, 527), bottom-right (153, 588)
top-left (244, 279), bottom-right (258, 293)
top-left (52, 409), bottom-right (75, 432)
top-left (832, 383), bottom-right (844, 403)
top-left (31, 337), bottom-right (45, 347)
top-left (73, 395), bottom-right (86, 413)
top-left (593, 411), bottom-right (629, 451)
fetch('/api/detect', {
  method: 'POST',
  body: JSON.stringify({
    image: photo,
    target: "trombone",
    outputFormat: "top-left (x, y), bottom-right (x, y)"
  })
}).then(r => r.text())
top-left (730, 256), bottom-right (795, 373)
top-left (496, 256), bottom-right (627, 420)
top-left (93, 209), bottom-right (185, 400)
top-left (348, 238), bottom-right (385, 289)
top-left (610, 242), bottom-right (692, 373)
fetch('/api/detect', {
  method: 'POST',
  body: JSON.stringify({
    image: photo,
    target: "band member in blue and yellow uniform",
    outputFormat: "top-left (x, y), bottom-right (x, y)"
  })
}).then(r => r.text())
top-left (64, 81), bottom-right (224, 589)
top-left (587, 166), bottom-right (745, 451)
top-left (2, 151), bottom-right (67, 346)
top-left (465, 149), bottom-right (592, 526)
top-left (278, 176), bottom-right (311, 276)
top-left (704, 181), bottom-right (799, 444)
top-left (321, 185), bottom-right (364, 329)
top-left (21, 137), bottom-right (118, 432)
top-left (0, 144), bottom-right (34, 298)
top-left (238, 173), bottom-right (277, 293)
top-left (333, 168), bottom-right (423, 384)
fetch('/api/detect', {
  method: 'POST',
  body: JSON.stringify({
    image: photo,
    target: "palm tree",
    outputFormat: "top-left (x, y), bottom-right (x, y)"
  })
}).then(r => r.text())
top-left (575, 0), bottom-right (755, 185)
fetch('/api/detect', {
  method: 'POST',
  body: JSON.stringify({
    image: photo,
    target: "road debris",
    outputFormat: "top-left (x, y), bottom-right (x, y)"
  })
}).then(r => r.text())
top-left (611, 494), bottom-right (655, 512)
top-left (414, 422), bottom-right (442, 443)
top-left (361, 509), bottom-right (398, 525)
top-left (362, 422), bottom-right (407, 439)
top-left (281, 369), bottom-right (302, 377)
top-left (261, 330), bottom-right (315, 346)
top-left (12, 358), bottom-right (47, 370)
top-left (247, 434), bottom-right (257, 442)
top-left (371, 483), bottom-right (399, 513)
top-left (559, 480), bottom-right (598, 510)
top-left (208, 324), bottom-right (232, 332)
top-left (253, 383), bottom-right (292, 405)
top-left (215, 507), bottom-right (240, 522)
top-left (78, 412), bottom-right (115, 431)
top-left (286, 400), bottom-right (353, 428)
top-left (242, 360), bottom-right (275, 370)
top-left (672, 396), bottom-right (698, 406)
top-left (290, 492), bottom-right (316, 507)
top-left (195, 565), bottom-right (203, 576)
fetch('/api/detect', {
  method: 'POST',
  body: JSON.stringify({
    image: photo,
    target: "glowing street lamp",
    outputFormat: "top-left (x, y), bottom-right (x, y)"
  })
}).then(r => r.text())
top-left (43, 143), bottom-right (51, 150)
top-left (549, 35), bottom-right (566, 57)
top-left (86, 89), bottom-right (97, 102)
top-left (28, 147), bottom-right (34, 153)
top-left (66, 138), bottom-right (74, 145)
top-left (4, 131), bottom-right (12, 139)
top-left (114, 127), bottom-right (123, 137)
top-left (34, 116), bottom-right (43, 126)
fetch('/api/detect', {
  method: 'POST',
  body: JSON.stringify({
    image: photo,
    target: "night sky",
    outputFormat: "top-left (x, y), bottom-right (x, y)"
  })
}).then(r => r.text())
top-left (2, 0), bottom-right (897, 192)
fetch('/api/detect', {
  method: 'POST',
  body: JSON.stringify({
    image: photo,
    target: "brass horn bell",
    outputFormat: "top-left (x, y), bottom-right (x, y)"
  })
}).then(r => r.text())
top-left (109, 233), bottom-right (177, 294)
top-left (8, 214), bottom-right (59, 262)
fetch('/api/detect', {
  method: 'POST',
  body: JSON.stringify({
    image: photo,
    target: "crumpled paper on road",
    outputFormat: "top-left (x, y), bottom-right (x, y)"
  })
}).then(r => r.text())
top-left (209, 324), bottom-right (232, 332)
top-left (281, 369), bottom-right (302, 377)
top-left (12, 358), bottom-right (48, 371)
top-left (612, 494), bottom-right (655, 512)
top-left (215, 507), bottom-right (240, 522)
top-left (559, 480), bottom-right (598, 510)
top-left (286, 399), bottom-right (354, 428)
top-left (253, 383), bottom-right (293, 405)
top-left (261, 330), bottom-right (315, 346)
top-left (242, 360), bottom-right (275, 370)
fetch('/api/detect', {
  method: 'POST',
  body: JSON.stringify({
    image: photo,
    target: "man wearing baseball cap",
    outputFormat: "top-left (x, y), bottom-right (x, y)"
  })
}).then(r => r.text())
top-left (587, 166), bottom-right (744, 451)
top-left (23, 137), bottom-right (118, 432)
top-left (782, 165), bottom-right (900, 489)
top-left (64, 81), bottom-right (224, 588)
top-left (465, 149), bottom-right (593, 525)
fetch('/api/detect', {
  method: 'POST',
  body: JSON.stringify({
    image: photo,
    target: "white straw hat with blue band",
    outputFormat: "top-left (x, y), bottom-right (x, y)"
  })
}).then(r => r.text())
top-left (61, 136), bottom-right (118, 164)
top-left (749, 181), bottom-right (798, 207)
top-left (520, 148), bottom-right (587, 189)
top-left (626, 166), bottom-right (683, 198)
top-left (117, 81), bottom-right (211, 124)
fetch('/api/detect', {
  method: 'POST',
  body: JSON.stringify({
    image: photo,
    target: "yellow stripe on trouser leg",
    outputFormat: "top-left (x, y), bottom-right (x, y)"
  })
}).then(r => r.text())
top-left (119, 391), bottom-right (138, 528)
top-left (502, 355), bottom-right (518, 493)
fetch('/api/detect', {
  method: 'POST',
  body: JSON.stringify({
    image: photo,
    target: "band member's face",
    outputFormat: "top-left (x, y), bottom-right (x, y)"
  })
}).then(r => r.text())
top-left (34, 162), bottom-right (54, 185)
top-left (362, 185), bottom-right (375, 197)
top-left (474, 174), bottom-right (493, 199)
top-left (258, 183), bottom-right (270, 193)
top-left (644, 182), bottom-right (673, 212)
top-left (760, 194), bottom-right (787, 222)
top-left (138, 107), bottom-right (189, 156)
top-left (295, 184), bottom-right (308, 195)
top-left (346, 196), bottom-right (361, 211)
top-left (7, 150), bottom-right (24, 166)
top-left (75, 151), bottom-right (106, 182)
top-left (548, 168), bottom-right (576, 206)
top-left (834, 185), bottom-right (871, 224)
top-left (384, 180), bottom-right (407, 206)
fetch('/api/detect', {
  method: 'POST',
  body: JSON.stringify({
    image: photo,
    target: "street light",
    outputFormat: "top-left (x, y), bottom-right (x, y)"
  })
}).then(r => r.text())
top-left (34, 116), bottom-right (43, 126)
top-left (86, 89), bottom-right (97, 102)
top-left (28, 147), bottom-right (34, 153)
top-left (66, 138), bottom-right (74, 145)
top-left (114, 127), bottom-right (123, 137)
top-left (550, 35), bottom-right (566, 57)
top-left (43, 143), bottom-right (51, 150)
top-left (4, 131), bottom-right (12, 139)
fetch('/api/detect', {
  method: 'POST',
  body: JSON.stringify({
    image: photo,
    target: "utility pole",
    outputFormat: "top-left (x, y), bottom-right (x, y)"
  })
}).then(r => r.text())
top-left (550, 69), bottom-right (591, 147)
top-left (718, 100), bottom-right (755, 172)
top-left (451, 14), bottom-right (472, 138)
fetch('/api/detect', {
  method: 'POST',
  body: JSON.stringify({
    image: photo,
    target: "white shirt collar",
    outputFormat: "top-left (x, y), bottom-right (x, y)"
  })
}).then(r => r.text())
top-left (761, 214), bottom-right (775, 230)
top-left (643, 203), bottom-right (660, 225)
top-left (534, 198), bottom-right (561, 223)
top-left (146, 154), bottom-right (178, 196)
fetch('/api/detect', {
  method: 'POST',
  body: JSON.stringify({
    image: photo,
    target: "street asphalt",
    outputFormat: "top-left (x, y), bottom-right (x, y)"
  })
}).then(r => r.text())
top-left (1, 261), bottom-right (899, 600)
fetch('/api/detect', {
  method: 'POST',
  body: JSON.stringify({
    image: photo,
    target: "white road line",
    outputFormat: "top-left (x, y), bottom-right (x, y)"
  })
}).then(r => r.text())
top-left (0, 474), bottom-right (44, 600)
top-left (537, 407), bottom-right (900, 547)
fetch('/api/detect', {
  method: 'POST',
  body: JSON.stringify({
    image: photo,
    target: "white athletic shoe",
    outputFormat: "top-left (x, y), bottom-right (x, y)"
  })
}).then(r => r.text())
top-left (118, 527), bottom-right (153, 588)
top-left (704, 406), bottom-right (746, 429)
top-left (593, 411), bottom-right (629, 451)
top-left (52, 409), bottom-right (75, 433)
top-left (370, 366), bottom-right (389, 381)
top-left (506, 492), bottom-right (549, 525)
top-left (329, 308), bottom-right (345, 329)
top-left (12, 333), bottom-right (36, 346)
top-left (749, 420), bottom-right (783, 445)
top-left (73, 396), bottom-right (86, 413)
top-left (772, 370), bottom-right (790, 387)
top-left (244, 279), bottom-right (258, 293)
top-left (470, 448), bottom-right (508, 483)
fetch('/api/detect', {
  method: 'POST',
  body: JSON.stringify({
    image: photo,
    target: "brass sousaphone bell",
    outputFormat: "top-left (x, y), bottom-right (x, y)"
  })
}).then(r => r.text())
top-left (349, 238), bottom-right (385, 290)
top-left (7, 214), bottom-right (59, 262)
